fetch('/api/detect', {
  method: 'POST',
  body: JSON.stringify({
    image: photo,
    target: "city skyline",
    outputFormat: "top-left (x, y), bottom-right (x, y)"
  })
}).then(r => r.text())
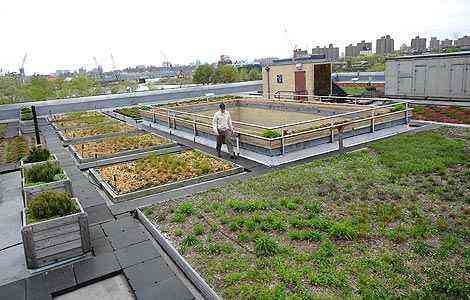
top-left (1, 0), bottom-right (470, 74)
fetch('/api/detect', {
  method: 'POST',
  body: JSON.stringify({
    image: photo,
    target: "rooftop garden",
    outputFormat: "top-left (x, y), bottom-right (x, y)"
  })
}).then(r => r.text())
top-left (26, 190), bottom-right (79, 224)
top-left (62, 123), bottom-right (135, 139)
top-left (52, 111), bottom-right (103, 123)
top-left (99, 150), bottom-right (233, 194)
top-left (412, 105), bottom-right (470, 125)
top-left (0, 136), bottom-right (29, 164)
top-left (24, 162), bottom-right (66, 186)
top-left (74, 133), bottom-right (170, 159)
top-left (144, 127), bottom-right (469, 299)
top-left (114, 106), bottom-right (151, 120)
top-left (53, 114), bottom-right (114, 129)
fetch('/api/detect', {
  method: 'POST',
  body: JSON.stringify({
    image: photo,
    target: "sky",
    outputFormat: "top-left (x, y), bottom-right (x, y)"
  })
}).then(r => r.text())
top-left (1, 0), bottom-right (470, 75)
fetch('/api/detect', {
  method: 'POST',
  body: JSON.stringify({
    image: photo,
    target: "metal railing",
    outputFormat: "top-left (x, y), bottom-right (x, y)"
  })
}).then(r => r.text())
top-left (141, 99), bottom-right (412, 155)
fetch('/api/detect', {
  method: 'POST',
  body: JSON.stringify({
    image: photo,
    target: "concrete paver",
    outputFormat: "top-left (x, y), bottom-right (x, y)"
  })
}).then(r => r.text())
top-left (73, 252), bottom-right (121, 285)
top-left (54, 275), bottom-right (135, 300)
top-left (135, 276), bottom-right (194, 300)
top-left (0, 171), bottom-right (23, 250)
top-left (123, 257), bottom-right (175, 291)
top-left (115, 240), bottom-right (161, 268)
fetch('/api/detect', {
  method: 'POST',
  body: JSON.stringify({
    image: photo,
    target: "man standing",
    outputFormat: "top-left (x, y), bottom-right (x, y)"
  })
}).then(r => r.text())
top-left (212, 102), bottom-right (236, 159)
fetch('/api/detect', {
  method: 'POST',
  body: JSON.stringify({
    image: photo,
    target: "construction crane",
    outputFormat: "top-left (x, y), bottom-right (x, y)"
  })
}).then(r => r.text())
top-left (110, 53), bottom-right (120, 81)
top-left (283, 27), bottom-right (298, 62)
top-left (92, 56), bottom-right (103, 79)
top-left (19, 53), bottom-right (27, 85)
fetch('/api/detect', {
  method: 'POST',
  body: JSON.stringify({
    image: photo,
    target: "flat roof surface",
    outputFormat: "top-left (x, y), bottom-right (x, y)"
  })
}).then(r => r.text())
top-left (386, 51), bottom-right (470, 61)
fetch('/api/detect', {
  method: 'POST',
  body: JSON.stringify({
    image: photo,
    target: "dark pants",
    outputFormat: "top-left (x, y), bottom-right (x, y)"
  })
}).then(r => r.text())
top-left (216, 129), bottom-right (234, 156)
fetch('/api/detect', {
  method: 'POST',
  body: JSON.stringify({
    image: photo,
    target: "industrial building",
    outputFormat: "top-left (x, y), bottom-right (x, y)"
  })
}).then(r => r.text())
top-left (376, 35), bottom-right (394, 55)
top-left (385, 51), bottom-right (470, 101)
top-left (262, 55), bottom-right (332, 99)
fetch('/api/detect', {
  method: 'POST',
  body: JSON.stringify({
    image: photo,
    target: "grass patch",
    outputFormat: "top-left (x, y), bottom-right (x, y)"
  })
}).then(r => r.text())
top-left (145, 127), bottom-right (470, 299)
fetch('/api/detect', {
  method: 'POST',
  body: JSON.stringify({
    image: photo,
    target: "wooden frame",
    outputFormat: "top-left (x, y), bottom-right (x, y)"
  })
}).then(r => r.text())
top-left (21, 198), bottom-right (91, 269)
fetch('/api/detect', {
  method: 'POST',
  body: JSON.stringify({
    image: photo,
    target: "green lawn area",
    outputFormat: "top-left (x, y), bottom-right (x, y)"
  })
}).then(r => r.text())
top-left (144, 127), bottom-right (470, 299)
top-left (343, 87), bottom-right (367, 96)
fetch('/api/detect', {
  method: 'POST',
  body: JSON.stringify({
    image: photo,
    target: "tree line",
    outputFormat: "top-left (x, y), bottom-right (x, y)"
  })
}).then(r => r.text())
top-left (192, 64), bottom-right (262, 85)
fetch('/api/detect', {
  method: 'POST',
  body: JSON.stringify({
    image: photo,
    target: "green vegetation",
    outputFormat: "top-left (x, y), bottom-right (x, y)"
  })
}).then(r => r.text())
top-left (4, 136), bottom-right (28, 163)
top-left (260, 129), bottom-right (282, 138)
top-left (114, 106), bottom-right (150, 120)
top-left (20, 107), bottom-right (33, 121)
top-left (24, 162), bottom-right (66, 186)
top-left (0, 74), bottom-right (137, 104)
top-left (343, 86), bottom-right (367, 96)
top-left (24, 147), bottom-right (51, 163)
top-left (391, 103), bottom-right (406, 112)
top-left (0, 123), bottom-right (6, 138)
top-left (193, 64), bottom-right (261, 85)
top-left (26, 191), bottom-right (79, 224)
top-left (145, 127), bottom-right (470, 299)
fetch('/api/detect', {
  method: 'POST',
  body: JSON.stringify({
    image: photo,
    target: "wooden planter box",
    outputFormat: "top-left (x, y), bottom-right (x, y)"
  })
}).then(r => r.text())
top-left (21, 161), bottom-right (73, 207)
top-left (21, 153), bottom-right (58, 169)
top-left (21, 198), bottom-right (91, 269)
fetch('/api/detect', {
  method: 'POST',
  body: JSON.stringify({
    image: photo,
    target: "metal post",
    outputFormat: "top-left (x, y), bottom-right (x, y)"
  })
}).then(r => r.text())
top-left (371, 108), bottom-right (375, 133)
top-left (330, 119), bottom-right (334, 143)
top-left (338, 126), bottom-right (344, 152)
top-left (167, 111), bottom-right (171, 134)
top-left (153, 112), bottom-right (156, 123)
top-left (281, 127), bottom-right (285, 155)
top-left (31, 106), bottom-right (41, 145)
top-left (236, 133), bottom-right (240, 156)
top-left (405, 102), bottom-right (410, 124)
top-left (192, 116), bottom-right (197, 142)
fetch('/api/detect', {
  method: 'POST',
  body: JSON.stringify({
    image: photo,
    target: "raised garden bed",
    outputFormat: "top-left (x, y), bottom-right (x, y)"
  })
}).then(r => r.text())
top-left (21, 146), bottom-right (56, 167)
top-left (90, 150), bottom-right (243, 202)
top-left (142, 127), bottom-right (470, 299)
top-left (69, 133), bottom-right (175, 163)
top-left (0, 136), bottom-right (30, 165)
top-left (114, 106), bottom-right (151, 120)
top-left (21, 191), bottom-right (90, 269)
top-left (57, 122), bottom-right (139, 144)
top-left (412, 105), bottom-right (470, 125)
top-left (21, 161), bottom-right (72, 205)
top-left (51, 114), bottom-right (116, 130)
top-left (49, 111), bottom-right (103, 123)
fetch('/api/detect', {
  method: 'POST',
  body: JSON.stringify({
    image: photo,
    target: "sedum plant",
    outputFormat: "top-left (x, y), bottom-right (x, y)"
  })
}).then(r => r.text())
top-left (27, 191), bottom-right (79, 223)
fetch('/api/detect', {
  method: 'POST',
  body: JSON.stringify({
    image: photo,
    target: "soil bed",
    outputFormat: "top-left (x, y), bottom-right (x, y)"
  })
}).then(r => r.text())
top-left (144, 127), bottom-right (470, 299)
top-left (62, 123), bottom-right (135, 139)
top-left (73, 133), bottom-right (171, 159)
top-left (99, 150), bottom-right (234, 194)
top-left (412, 105), bottom-right (470, 124)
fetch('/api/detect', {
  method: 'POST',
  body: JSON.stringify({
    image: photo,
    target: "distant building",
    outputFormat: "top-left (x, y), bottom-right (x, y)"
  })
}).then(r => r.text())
top-left (55, 70), bottom-right (72, 78)
top-left (441, 39), bottom-right (453, 49)
top-left (293, 49), bottom-right (309, 59)
top-left (429, 37), bottom-right (440, 52)
top-left (254, 57), bottom-right (278, 66)
top-left (376, 35), bottom-right (394, 55)
top-left (411, 36), bottom-right (427, 52)
top-left (345, 44), bottom-right (359, 57)
top-left (455, 36), bottom-right (470, 50)
top-left (311, 44), bottom-right (340, 61)
top-left (218, 55), bottom-right (232, 66)
top-left (399, 43), bottom-right (410, 54)
top-left (357, 40), bottom-right (372, 55)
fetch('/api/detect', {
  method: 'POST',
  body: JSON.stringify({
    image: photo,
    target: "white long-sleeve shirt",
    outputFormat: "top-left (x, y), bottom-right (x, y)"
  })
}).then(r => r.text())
top-left (212, 110), bottom-right (233, 134)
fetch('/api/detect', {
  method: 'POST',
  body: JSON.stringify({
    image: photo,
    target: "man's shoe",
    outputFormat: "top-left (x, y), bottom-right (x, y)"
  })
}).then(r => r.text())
top-left (230, 155), bottom-right (235, 159)
top-left (217, 151), bottom-right (221, 157)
